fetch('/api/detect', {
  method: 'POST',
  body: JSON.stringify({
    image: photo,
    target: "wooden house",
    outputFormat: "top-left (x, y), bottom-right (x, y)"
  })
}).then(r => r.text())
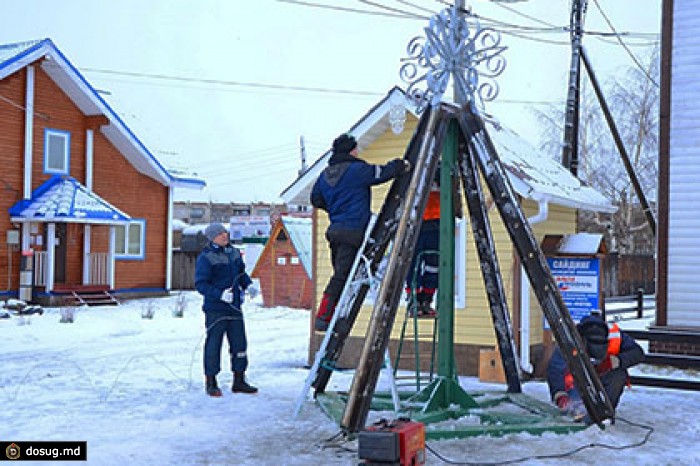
top-left (251, 216), bottom-right (313, 309)
top-left (655, 0), bottom-right (700, 353)
top-left (0, 39), bottom-right (204, 305)
top-left (281, 87), bottom-right (616, 376)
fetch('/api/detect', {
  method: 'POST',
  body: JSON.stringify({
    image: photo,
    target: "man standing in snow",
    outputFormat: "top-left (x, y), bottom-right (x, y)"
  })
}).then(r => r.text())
top-left (547, 314), bottom-right (644, 421)
top-left (310, 133), bottom-right (411, 331)
top-left (195, 223), bottom-right (257, 397)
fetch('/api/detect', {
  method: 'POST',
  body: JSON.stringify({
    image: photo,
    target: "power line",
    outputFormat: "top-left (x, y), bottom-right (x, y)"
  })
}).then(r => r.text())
top-left (356, 0), bottom-right (428, 19)
top-left (275, 0), bottom-right (421, 19)
top-left (591, 0), bottom-right (659, 87)
top-left (80, 67), bottom-right (386, 98)
top-left (393, 0), bottom-right (438, 16)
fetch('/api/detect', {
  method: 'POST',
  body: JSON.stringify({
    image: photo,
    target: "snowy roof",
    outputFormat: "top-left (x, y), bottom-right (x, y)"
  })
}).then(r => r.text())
top-left (281, 87), bottom-right (616, 214)
top-left (488, 123), bottom-right (616, 213)
top-left (558, 233), bottom-right (606, 254)
top-left (280, 216), bottom-right (312, 278)
top-left (9, 176), bottom-right (130, 224)
top-left (0, 39), bottom-right (204, 190)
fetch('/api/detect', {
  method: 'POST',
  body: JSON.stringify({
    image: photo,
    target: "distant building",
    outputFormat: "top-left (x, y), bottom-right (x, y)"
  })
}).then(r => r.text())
top-left (173, 201), bottom-right (286, 225)
top-left (251, 216), bottom-right (312, 309)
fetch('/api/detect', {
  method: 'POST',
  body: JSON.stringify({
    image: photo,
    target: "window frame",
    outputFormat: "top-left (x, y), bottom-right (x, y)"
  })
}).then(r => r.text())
top-left (115, 219), bottom-right (146, 260)
top-left (43, 128), bottom-right (71, 175)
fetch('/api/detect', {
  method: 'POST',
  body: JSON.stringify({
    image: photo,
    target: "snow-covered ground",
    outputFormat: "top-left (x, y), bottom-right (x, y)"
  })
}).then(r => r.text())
top-left (2, 292), bottom-right (699, 465)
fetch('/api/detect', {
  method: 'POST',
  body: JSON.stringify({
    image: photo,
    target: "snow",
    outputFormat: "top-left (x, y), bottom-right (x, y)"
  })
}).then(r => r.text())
top-left (2, 293), bottom-right (699, 465)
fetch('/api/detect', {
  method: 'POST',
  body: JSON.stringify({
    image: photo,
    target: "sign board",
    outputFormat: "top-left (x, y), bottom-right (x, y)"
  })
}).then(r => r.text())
top-left (229, 216), bottom-right (271, 242)
top-left (546, 257), bottom-right (601, 324)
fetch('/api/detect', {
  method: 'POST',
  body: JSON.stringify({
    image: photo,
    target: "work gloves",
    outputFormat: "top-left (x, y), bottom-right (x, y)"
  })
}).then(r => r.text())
top-left (554, 391), bottom-right (587, 421)
top-left (220, 288), bottom-right (234, 303)
top-left (247, 286), bottom-right (258, 300)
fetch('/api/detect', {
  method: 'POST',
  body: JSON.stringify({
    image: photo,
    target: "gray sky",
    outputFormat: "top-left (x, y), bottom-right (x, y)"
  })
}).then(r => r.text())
top-left (0, 0), bottom-right (661, 203)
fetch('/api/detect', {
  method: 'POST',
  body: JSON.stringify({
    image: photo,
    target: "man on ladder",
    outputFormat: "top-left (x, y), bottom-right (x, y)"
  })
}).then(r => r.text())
top-left (311, 133), bottom-right (410, 331)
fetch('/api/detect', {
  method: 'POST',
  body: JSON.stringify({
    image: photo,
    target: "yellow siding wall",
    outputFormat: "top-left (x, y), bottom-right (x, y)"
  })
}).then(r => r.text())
top-left (521, 201), bottom-right (577, 345)
top-left (312, 117), bottom-right (578, 356)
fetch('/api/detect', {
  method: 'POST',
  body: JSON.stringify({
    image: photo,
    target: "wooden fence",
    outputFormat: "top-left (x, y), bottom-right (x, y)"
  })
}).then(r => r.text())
top-left (172, 251), bottom-right (198, 290)
top-left (602, 253), bottom-right (655, 296)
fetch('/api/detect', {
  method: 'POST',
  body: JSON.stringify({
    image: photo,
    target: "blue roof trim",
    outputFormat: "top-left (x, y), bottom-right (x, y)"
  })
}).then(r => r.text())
top-left (9, 175), bottom-right (130, 222)
top-left (44, 40), bottom-right (174, 183)
top-left (0, 38), bottom-right (204, 190)
top-left (0, 39), bottom-right (46, 74)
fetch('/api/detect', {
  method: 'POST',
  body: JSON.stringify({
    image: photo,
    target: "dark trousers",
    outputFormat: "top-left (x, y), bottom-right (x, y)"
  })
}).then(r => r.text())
top-left (405, 220), bottom-right (440, 292)
top-left (323, 228), bottom-right (365, 301)
top-left (601, 368), bottom-right (629, 408)
top-left (203, 311), bottom-right (248, 376)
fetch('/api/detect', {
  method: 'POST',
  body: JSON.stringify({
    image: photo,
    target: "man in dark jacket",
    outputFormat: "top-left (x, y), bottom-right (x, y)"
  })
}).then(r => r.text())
top-left (547, 314), bottom-right (644, 421)
top-left (310, 133), bottom-right (410, 331)
top-left (195, 222), bottom-right (257, 397)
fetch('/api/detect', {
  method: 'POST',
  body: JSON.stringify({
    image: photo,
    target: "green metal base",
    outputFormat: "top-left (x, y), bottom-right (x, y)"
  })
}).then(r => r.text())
top-left (315, 383), bottom-right (587, 439)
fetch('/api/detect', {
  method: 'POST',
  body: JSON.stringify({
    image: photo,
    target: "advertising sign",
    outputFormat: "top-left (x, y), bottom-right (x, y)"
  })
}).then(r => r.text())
top-left (546, 257), bottom-right (600, 324)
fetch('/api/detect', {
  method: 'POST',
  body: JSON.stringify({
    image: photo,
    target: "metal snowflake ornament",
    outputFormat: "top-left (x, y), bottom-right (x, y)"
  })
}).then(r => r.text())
top-left (400, 5), bottom-right (507, 113)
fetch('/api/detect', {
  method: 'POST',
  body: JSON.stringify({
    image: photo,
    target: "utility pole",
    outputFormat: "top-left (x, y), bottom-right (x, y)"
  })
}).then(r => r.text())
top-left (298, 135), bottom-right (307, 176)
top-left (561, 0), bottom-right (588, 177)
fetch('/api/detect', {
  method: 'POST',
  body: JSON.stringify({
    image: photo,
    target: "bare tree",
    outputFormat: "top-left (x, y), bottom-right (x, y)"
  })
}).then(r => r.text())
top-left (535, 49), bottom-right (659, 254)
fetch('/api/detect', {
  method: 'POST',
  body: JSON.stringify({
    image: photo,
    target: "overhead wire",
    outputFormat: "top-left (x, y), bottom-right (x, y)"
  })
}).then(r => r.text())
top-left (591, 0), bottom-right (659, 87)
top-left (275, 0), bottom-right (421, 19)
top-left (394, 0), bottom-right (439, 16)
top-left (356, 0), bottom-right (428, 19)
top-left (80, 67), bottom-right (385, 98)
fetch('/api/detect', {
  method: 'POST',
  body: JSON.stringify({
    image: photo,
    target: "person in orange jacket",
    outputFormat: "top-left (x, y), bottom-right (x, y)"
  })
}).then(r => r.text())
top-left (405, 180), bottom-right (441, 317)
top-left (546, 314), bottom-right (644, 421)
top-left (404, 166), bottom-right (461, 317)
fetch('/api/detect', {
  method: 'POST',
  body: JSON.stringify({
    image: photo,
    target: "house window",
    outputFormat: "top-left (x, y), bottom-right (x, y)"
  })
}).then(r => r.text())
top-left (44, 129), bottom-right (70, 175)
top-left (115, 219), bottom-right (146, 259)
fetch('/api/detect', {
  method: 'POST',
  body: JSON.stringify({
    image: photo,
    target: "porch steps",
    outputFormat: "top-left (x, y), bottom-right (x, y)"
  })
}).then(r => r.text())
top-left (69, 290), bottom-right (119, 307)
top-left (54, 285), bottom-right (120, 307)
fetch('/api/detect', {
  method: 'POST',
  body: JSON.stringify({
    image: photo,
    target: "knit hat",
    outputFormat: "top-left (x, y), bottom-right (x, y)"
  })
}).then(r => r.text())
top-left (332, 134), bottom-right (357, 154)
top-left (204, 223), bottom-right (227, 241)
top-left (576, 316), bottom-right (609, 361)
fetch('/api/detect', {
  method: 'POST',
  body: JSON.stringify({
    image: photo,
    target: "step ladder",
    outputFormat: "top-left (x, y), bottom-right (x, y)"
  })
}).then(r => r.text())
top-left (293, 106), bottom-right (447, 417)
top-left (393, 250), bottom-right (439, 392)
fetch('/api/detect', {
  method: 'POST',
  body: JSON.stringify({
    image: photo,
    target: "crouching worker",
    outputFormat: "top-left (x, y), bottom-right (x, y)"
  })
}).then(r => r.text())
top-left (195, 223), bottom-right (258, 397)
top-left (546, 314), bottom-right (644, 421)
top-left (310, 133), bottom-right (410, 331)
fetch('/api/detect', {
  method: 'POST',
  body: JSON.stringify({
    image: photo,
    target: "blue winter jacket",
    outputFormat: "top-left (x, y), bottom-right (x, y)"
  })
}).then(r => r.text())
top-left (195, 242), bottom-right (252, 313)
top-left (311, 152), bottom-right (404, 232)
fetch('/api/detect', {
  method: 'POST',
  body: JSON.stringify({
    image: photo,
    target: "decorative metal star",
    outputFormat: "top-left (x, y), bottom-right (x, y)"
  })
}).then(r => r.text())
top-left (400, 5), bottom-right (507, 113)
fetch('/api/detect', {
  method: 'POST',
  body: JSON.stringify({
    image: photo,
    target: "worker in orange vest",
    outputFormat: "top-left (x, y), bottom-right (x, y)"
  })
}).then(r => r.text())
top-left (405, 167), bottom-right (461, 317)
top-left (546, 314), bottom-right (644, 422)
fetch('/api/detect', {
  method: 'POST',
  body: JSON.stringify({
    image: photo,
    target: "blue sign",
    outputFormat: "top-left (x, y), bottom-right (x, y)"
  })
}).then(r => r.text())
top-left (546, 257), bottom-right (600, 324)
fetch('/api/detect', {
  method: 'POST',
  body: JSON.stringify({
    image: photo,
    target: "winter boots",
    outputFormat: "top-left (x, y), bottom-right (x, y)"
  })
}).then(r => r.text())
top-left (314, 293), bottom-right (337, 332)
top-left (408, 291), bottom-right (436, 318)
top-left (205, 376), bottom-right (222, 397)
top-left (232, 371), bottom-right (258, 394)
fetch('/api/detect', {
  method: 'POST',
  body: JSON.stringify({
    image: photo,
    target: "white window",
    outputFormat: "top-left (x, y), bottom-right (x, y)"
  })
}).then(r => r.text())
top-left (115, 219), bottom-right (146, 259)
top-left (44, 129), bottom-right (70, 175)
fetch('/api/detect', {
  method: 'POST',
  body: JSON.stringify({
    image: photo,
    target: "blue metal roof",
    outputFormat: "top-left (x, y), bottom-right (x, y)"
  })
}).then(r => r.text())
top-left (280, 216), bottom-right (312, 278)
top-left (9, 176), bottom-right (130, 224)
